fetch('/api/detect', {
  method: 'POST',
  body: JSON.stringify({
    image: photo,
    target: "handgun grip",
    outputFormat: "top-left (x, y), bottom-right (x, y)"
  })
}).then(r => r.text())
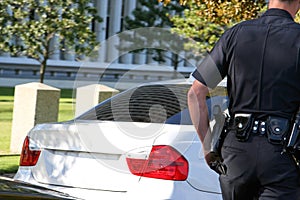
top-left (287, 107), bottom-right (300, 149)
top-left (295, 108), bottom-right (300, 124)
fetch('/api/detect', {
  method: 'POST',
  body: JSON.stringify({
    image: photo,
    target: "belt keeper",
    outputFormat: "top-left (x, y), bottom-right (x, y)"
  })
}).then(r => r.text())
top-left (253, 120), bottom-right (259, 134)
top-left (259, 121), bottom-right (266, 135)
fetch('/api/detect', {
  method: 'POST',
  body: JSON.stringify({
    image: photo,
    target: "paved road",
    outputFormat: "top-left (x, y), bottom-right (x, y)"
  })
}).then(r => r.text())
top-left (0, 173), bottom-right (15, 179)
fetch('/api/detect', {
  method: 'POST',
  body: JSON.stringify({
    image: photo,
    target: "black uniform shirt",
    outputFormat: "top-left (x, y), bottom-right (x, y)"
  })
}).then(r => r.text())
top-left (193, 8), bottom-right (300, 119)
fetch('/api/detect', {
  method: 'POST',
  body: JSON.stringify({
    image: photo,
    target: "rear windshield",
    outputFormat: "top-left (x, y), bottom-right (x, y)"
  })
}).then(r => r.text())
top-left (76, 84), bottom-right (193, 125)
top-left (76, 84), bottom-right (228, 124)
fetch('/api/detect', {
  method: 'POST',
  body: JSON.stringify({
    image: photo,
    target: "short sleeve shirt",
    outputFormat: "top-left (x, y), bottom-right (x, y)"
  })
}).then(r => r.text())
top-left (192, 8), bottom-right (300, 119)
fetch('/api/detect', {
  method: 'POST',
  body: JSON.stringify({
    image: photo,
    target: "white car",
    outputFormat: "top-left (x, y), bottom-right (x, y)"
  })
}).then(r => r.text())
top-left (14, 79), bottom-right (227, 200)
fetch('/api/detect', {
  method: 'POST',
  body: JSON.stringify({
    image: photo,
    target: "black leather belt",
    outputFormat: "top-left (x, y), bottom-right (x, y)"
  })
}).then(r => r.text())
top-left (231, 114), bottom-right (290, 143)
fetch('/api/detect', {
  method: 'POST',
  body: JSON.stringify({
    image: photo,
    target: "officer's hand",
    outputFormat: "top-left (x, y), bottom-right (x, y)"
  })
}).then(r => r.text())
top-left (204, 151), bottom-right (227, 175)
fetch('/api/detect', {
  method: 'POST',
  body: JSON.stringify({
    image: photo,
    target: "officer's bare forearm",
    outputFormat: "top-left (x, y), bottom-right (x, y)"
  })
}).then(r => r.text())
top-left (188, 80), bottom-right (210, 143)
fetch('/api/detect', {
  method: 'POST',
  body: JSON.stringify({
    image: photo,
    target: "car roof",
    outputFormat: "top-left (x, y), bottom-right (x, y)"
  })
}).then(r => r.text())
top-left (136, 76), bottom-right (227, 88)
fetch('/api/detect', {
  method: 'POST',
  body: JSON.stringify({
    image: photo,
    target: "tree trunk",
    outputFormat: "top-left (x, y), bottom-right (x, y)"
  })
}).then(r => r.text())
top-left (39, 59), bottom-right (47, 83)
top-left (172, 53), bottom-right (179, 79)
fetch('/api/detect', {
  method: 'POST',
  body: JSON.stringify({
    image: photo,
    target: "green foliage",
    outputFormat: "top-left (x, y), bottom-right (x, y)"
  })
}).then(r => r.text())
top-left (0, 0), bottom-right (102, 83)
top-left (296, 12), bottom-right (300, 23)
top-left (170, 1), bottom-right (266, 56)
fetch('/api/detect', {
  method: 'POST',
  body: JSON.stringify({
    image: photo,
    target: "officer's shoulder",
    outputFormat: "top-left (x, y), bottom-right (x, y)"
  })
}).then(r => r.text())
top-left (225, 19), bottom-right (257, 32)
top-left (235, 19), bottom-right (259, 27)
top-left (289, 21), bottom-right (300, 30)
top-left (221, 20), bottom-right (254, 36)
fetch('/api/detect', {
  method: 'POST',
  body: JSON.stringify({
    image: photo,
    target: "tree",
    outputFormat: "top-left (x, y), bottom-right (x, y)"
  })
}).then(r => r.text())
top-left (160, 0), bottom-right (266, 24)
top-left (167, 0), bottom-right (266, 57)
top-left (162, 0), bottom-right (300, 55)
top-left (0, 0), bottom-right (101, 83)
top-left (120, 0), bottom-right (187, 72)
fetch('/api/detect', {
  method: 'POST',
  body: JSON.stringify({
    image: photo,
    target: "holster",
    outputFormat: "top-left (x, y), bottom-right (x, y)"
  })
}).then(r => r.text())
top-left (205, 105), bottom-right (229, 175)
top-left (286, 109), bottom-right (300, 167)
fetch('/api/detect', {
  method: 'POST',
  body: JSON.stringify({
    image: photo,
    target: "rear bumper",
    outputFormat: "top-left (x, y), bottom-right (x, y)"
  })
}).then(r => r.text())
top-left (14, 167), bottom-right (222, 200)
top-left (126, 177), bottom-right (222, 200)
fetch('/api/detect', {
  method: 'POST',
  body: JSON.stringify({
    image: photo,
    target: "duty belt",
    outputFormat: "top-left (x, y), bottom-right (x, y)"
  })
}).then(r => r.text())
top-left (232, 113), bottom-right (290, 144)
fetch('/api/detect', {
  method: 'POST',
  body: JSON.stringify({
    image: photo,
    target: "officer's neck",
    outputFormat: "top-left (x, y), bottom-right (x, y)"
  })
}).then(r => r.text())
top-left (268, 1), bottom-right (300, 18)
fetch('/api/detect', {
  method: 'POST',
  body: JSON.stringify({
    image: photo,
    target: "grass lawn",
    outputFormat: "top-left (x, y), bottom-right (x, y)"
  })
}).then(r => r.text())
top-left (0, 155), bottom-right (20, 175)
top-left (0, 86), bottom-right (75, 175)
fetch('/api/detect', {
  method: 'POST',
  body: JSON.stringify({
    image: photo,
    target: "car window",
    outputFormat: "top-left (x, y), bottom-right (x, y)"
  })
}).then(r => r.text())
top-left (76, 84), bottom-right (192, 124)
top-left (76, 83), bottom-right (228, 125)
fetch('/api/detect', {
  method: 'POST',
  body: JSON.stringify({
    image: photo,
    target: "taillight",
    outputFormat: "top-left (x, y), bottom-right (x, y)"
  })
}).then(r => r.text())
top-left (20, 136), bottom-right (41, 166)
top-left (126, 145), bottom-right (189, 181)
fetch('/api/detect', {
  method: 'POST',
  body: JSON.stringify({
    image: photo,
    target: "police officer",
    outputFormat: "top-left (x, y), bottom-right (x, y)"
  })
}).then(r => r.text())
top-left (188, 0), bottom-right (300, 199)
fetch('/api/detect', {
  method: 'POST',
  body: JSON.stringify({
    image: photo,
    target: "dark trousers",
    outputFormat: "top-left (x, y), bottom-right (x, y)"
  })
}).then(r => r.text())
top-left (220, 131), bottom-right (300, 200)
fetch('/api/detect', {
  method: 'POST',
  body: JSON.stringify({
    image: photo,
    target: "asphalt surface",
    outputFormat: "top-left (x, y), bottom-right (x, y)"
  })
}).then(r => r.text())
top-left (0, 174), bottom-right (14, 179)
top-left (0, 176), bottom-right (77, 199)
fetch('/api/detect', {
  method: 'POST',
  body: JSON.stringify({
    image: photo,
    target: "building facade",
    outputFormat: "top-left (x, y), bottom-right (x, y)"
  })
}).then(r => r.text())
top-left (0, 0), bottom-right (194, 89)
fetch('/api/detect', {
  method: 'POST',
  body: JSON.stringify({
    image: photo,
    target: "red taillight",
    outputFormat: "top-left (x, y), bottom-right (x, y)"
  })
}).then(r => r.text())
top-left (20, 136), bottom-right (41, 166)
top-left (126, 145), bottom-right (189, 181)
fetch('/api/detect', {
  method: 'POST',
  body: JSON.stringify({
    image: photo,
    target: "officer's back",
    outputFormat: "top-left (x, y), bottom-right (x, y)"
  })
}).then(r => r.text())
top-left (227, 8), bottom-right (300, 119)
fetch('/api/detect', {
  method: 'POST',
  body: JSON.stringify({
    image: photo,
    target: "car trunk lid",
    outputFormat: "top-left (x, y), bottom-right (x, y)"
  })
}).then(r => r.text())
top-left (29, 120), bottom-right (165, 191)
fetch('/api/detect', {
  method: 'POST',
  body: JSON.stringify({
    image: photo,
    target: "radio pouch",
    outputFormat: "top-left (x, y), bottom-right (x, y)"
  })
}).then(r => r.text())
top-left (234, 113), bottom-right (252, 141)
top-left (267, 116), bottom-right (289, 145)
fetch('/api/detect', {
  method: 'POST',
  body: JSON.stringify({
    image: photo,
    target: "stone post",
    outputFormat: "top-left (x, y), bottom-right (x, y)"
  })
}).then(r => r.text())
top-left (10, 82), bottom-right (60, 154)
top-left (75, 84), bottom-right (119, 117)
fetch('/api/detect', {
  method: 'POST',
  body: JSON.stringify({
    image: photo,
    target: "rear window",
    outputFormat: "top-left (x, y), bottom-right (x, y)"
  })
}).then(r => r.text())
top-left (76, 84), bottom-right (192, 125)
